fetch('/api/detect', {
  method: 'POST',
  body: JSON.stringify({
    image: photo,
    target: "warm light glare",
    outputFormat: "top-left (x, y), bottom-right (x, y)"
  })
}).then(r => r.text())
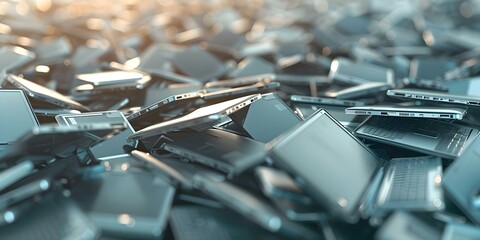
top-left (35, 0), bottom-right (52, 12)
top-left (0, 23), bottom-right (11, 34)
top-left (125, 57), bottom-right (141, 69)
top-left (15, 2), bottom-right (30, 16)
top-left (35, 65), bottom-right (50, 73)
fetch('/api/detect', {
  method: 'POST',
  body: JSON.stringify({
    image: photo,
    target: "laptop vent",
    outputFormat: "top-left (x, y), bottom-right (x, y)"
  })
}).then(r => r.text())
top-left (355, 110), bottom-right (367, 114)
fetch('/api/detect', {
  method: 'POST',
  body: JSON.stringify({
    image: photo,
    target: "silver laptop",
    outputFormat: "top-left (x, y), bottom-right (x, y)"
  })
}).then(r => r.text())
top-left (387, 89), bottom-right (480, 106)
top-left (354, 116), bottom-right (479, 159)
top-left (5, 74), bottom-right (90, 111)
top-left (0, 90), bottom-right (40, 153)
top-left (346, 104), bottom-right (467, 120)
top-left (128, 94), bottom-right (262, 141)
top-left (56, 111), bottom-right (137, 160)
top-left (329, 57), bottom-right (395, 86)
top-left (161, 129), bottom-right (266, 175)
top-left (443, 135), bottom-right (480, 225)
top-left (267, 109), bottom-right (444, 223)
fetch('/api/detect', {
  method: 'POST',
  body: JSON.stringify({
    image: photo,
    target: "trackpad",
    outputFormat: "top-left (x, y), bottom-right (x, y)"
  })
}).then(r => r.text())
top-left (414, 128), bottom-right (439, 138)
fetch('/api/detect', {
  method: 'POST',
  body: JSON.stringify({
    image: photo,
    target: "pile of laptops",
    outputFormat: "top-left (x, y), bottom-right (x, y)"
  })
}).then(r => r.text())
top-left (1, 0), bottom-right (480, 239)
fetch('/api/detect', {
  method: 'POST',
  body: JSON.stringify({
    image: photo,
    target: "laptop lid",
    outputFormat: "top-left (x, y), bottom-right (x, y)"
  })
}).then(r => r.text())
top-left (5, 74), bottom-right (90, 111)
top-left (128, 94), bottom-right (262, 141)
top-left (56, 111), bottom-right (137, 160)
top-left (0, 124), bottom-right (126, 165)
top-left (443, 134), bottom-right (480, 225)
top-left (0, 90), bottom-right (40, 146)
top-left (387, 89), bottom-right (480, 106)
top-left (161, 129), bottom-right (266, 175)
top-left (267, 109), bottom-right (382, 223)
top-left (229, 93), bottom-right (302, 143)
top-left (346, 104), bottom-right (467, 120)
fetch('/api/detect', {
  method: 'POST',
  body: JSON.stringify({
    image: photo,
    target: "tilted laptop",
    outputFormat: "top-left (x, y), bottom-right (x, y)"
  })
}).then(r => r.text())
top-left (126, 91), bottom-right (201, 128)
top-left (0, 90), bottom-right (40, 153)
top-left (127, 94), bottom-right (262, 141)
top-left (354, 116), bottom-right (479, 159)
top-left (228, 93), bottom-right (302, 143)
top-left (160, 129), bottom-right (266, 175)
top-left (387, 89), bottom-right (480, 107)
top-left (5, 74), bottom-right (90, 111)
top-left (443, 135), bottom-right (480, 225)
top-left (346, 104), bottom-right (467, 120)
top-left (56, 111), bottom-right (137, 160)
top-left (267, 109), bottom-right (444, 223)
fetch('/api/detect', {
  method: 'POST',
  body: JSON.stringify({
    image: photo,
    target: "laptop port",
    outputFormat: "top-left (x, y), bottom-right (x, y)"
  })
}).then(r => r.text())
top-left (381, 112), bottom-right (388, 115)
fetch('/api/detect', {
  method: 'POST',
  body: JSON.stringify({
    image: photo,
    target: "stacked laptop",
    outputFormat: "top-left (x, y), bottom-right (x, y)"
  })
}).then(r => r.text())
top-left (1, 1), bottom-right (480, 240)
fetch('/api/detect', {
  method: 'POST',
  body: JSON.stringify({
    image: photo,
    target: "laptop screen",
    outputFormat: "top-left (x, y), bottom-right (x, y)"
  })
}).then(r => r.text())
top-left (0, 90), bottom-right (39, 144)
top-left (269, 109), bottom-right (380, 219)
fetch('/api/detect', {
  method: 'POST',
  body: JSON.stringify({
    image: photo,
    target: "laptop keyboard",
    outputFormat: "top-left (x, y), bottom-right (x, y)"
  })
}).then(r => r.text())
top-left (386, 157), bottom-right (431, 202)
top-left (362, 117), bottom-right (415, 140)
top-left (434, 128), bottom-right (471, 155)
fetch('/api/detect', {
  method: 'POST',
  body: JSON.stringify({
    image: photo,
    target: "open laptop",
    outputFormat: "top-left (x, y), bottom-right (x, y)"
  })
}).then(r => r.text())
top-left (56, 111), bottom-right (137, 160)
top-left (127, 94), bottom-right (262, 141)
top-left (267, 109), bottom-right (444, 223)
top-left (5, 74), bottom-right (90, 111)
top-left (346, 104), bottom-right (467, 120)
top-left (0, 123), bottom-right (125, 165)
top-left (443, 135), bottom-right (480, 226)
top-left (228, 93), bottom-right (302, 143)
top-left (354, 116), bottom-right (479, 159)
top-left (160, 129), bottom-right (266, 175)
top-left (0, 90), bottom-right (40, 153)
top-left (387, 89), bottom-right (480, 107)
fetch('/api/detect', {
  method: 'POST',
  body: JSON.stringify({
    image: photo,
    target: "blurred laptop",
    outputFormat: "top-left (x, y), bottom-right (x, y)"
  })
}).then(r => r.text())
top-left (443, 135), bottom-right (480, 226)
top-left (4, 74), bottom-right (90, 111)
top-left (354, 116), bottom-right (479, 159)
top-left (0, 90), bottom-right (40, 153)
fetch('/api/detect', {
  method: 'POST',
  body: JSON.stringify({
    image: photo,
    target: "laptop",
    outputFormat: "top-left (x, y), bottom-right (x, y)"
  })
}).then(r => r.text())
top-left (442, 223), bottom-right (480, 240)
top-left (354, 116), bottom-right (479, 159)
top-left (127, 94), bottom-right (262, 141)
top-left (76, 70), bottom-right (146, 86)
top-left (126, 91), bottom-right (201, 128)
top-left (0, 194), bottom-right (99, 240)
top-left (267, 109), bottom-right (444, 223)
top-left (346, 104), bottom-right (467, 120)
top-left (375, 212), bottom-right (442, 240)
top-left (169, 205), bottom-right (278, 240)
top-left (0, 90), bottom-right (40, 153)
top-left (387, 89), bottom-right (480, 106)
top-left (56, 111), bottom-right (137, 160)
top-left (292, 103), bottom-right (367, 130)
top-left (443, 135), bottom-right (480, 225)
top-left (0, 123), bottom-right (126, 165)
top-left (160, 129), bottom-right (266, 175)
top-left (72, 156), bottom-right (175, 239)
top-left (290, 95), bottom-right (365, 107)
top-left (0, 46), bottom-right (34, 72)
top-left (228, 93), bottom-right (302, 143)
top-left (329, 57), bottom-right (395, 86)
top-left (4, 74), bottom-right (90, 111)
top-left (200, 80), bottom-right (280, 103)
top-left (324, 82), bottom-right (392, 99)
